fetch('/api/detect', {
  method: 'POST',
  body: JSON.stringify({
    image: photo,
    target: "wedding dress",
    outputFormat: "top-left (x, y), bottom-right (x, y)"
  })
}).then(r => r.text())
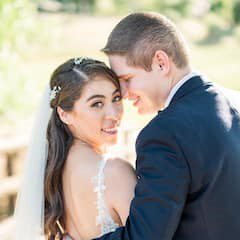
top-left (93, 157), bottom-right (119, 235)
top-left (63, 156), bottom-right (119, 240)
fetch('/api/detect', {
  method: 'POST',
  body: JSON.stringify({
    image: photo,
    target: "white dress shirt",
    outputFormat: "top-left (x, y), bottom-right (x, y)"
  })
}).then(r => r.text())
top-left (163, 72), bottom-right (200, 110)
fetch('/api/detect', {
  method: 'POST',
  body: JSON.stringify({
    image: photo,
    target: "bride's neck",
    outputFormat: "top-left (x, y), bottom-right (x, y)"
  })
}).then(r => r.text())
top-left (73, 139), bottom-right (106, 155)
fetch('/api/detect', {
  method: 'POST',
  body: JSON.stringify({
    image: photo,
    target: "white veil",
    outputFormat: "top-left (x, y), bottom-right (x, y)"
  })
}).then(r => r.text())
top-left (14, 86), bottom-right (52, 240)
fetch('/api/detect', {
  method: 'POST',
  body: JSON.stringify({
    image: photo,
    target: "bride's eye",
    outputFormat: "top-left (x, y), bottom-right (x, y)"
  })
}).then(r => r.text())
top-left (113, 95), bottom-right (122, 103)
top-left (91, 101), bottom-right (104, 108)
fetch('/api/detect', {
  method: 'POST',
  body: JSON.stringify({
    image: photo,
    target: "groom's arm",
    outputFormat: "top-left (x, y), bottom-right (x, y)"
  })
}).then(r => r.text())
top-left (94, 119), bottom-right (190, 240)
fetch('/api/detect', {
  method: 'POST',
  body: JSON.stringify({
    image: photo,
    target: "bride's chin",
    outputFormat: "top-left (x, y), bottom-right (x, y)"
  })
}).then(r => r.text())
top-left (104, 138), bottom-right (118, 146)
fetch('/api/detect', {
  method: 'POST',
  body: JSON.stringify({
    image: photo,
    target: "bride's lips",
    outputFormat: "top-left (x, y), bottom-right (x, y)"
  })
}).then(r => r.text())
top-left (101, 127), bottom-right (118, 135)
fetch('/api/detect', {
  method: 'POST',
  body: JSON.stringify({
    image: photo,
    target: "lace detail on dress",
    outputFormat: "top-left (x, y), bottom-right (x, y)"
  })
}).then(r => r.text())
top-left (93, 157), bottom-right (119, 236)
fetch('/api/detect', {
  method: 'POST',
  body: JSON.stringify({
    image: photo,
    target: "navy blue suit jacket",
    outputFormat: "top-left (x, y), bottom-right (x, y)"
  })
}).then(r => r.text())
top-left (94, 76), bottom-right (240, 240)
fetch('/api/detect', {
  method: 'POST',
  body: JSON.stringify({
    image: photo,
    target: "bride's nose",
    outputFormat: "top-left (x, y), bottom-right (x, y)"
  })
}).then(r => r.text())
top-left (105, 104), bottom-right (122, 120)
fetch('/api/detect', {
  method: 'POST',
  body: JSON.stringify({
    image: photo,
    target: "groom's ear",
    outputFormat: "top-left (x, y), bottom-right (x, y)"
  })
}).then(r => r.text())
top-left (57, 106), bottom-right (71, 125)
top-left (152, 50), bottom-right (170, 74)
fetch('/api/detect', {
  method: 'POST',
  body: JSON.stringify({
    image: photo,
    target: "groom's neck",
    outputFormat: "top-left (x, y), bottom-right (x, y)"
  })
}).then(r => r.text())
top-left (169, 65), bottom-right (192, 90)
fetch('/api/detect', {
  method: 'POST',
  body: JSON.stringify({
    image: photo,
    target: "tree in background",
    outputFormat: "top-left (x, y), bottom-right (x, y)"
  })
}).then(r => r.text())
top-left (57, 0), bottom-right (96, 13)
top-left (111, 0), bottom-right (192, 17)
top-left (52, 0), bottom-right (192, 17)
top-left (233, 0), bottom-right (240, 24)
top-left (0, 0), bottom-right (46, 126)
top-left (210, 0), bottom-right (240, 25)
top-left (0, 0), bottom-right (35, 54)
top-left (210, 0), bottom-right (232, 22)
top-left (152, 0), bottom-right (191, 17)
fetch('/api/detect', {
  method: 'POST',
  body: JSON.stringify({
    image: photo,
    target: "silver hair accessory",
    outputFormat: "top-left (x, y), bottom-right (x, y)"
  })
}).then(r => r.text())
top-left (74, 57), bottom-right (89, 65)
top-left (50, 85), bottom-right (61, 101)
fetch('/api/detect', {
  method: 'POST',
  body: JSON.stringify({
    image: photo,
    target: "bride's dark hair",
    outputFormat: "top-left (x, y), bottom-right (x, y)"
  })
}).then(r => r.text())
top-left (44, 58), bottom-right (120, 238)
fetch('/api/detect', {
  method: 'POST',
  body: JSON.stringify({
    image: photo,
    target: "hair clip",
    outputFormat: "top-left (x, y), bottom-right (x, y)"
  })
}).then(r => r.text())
top-left (50, 85), bottom-right (61, 101)
top-left (74, 57), bottom-right (89, 65)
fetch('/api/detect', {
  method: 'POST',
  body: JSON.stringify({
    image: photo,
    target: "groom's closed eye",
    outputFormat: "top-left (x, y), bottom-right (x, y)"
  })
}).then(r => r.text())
top-left (118, 73), bottom-right (134, 82)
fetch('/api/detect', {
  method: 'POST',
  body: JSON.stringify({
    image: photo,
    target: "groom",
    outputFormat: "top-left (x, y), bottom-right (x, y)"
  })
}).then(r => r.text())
top-left (94, 12), bottom-right (240, 239)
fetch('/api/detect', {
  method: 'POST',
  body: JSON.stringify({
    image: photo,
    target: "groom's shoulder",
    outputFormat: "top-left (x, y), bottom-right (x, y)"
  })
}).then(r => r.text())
top-left (136, 112), bottom-right (177, 145)
top-left (136, 99), bottom-right (198, 145)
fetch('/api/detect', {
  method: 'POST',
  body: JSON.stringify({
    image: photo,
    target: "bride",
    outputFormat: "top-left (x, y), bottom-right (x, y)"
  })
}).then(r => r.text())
top-left (14, 57), bottom-right (137, 240)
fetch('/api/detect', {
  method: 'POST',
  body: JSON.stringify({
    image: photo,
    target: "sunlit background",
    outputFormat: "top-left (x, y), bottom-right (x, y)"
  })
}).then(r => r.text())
top-left (0, 0), bottom-right (240, 238)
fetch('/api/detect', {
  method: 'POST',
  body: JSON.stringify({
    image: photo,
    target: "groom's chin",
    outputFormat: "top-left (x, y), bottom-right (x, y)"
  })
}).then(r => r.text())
top-left (137, 106), bottom-right (155, 115)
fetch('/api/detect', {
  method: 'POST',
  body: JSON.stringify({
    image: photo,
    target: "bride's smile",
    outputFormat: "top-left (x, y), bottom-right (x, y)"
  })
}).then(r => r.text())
top-left (58, 77), bottom-right (123, 150)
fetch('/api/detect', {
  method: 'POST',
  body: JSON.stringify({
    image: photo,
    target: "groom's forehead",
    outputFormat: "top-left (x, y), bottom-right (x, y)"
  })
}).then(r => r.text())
top-left (109, 55), bottom-right (130, 72)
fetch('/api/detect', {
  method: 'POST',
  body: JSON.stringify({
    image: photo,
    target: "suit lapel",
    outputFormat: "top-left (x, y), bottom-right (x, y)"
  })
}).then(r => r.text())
top-left (168, 76), bottom-right (210, 108)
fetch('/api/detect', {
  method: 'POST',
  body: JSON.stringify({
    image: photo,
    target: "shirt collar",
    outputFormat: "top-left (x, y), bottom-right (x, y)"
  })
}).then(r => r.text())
top-left (163, 71), bottom-right (200, 110)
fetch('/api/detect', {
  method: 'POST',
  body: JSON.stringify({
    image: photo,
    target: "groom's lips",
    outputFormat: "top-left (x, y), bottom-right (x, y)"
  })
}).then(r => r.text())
top-left (133, 97), bottom-right (140, 107)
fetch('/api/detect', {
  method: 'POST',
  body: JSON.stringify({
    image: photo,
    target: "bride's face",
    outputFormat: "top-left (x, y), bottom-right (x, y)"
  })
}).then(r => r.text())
top-left (67, 77), bottom-right (123, 149)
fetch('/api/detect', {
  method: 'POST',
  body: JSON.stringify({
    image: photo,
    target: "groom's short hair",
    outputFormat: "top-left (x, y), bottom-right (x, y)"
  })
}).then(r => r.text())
top-left (102, 12), bottom-right (189, 70)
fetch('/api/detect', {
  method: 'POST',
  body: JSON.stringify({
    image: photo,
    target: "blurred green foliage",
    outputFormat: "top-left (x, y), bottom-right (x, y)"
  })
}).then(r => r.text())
top-left (0, 0), bottom-right (34, 52)
top-left (53, 0), bottom-right (192, 17)
top-left (0, 0), bottom-right (240, 132)
top-left (210, 0), bottom-right (233, 23)
top-left (30, 0), bottom-right (240, 25)
top-left (210, 0), bottom-right (240, 25)
top-left (149, 0), bottom-right (190, 17)
top-left (0, 0), bottom-right (49, 126)
top-left (233, 1), bottom-right (240, 24)
top-left (57, 0), bottom-right (96, 13)
top-left (53, 0), bottom-right (240, 25)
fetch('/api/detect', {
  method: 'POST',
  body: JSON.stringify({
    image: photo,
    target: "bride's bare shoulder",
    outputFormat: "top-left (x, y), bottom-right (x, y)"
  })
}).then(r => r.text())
top-left (105, 158), bottom-right (136, 186)
top-left (104, 158), bottom-right (137, 222)
top-left (65, 146), bottom-right (102, 180)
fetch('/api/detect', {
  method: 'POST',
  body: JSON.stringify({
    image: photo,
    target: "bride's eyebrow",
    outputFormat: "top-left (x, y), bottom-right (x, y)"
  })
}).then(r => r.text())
top-left (87, 94), bottom-right (105, 102)
top-left (86, 89), bottom-right (120, 102)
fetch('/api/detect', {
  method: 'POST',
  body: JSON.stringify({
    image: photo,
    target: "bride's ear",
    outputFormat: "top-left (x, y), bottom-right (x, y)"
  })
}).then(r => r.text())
top-left (57, 106), bottom-right (71, 125)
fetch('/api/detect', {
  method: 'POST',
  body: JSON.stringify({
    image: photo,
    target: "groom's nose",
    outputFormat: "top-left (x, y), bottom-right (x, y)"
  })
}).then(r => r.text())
top-left (122, 89), bottom-right (129, 99)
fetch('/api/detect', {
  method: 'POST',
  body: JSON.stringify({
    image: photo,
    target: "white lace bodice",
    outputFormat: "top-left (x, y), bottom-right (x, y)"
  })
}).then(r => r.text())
top-left (93, 157), bottom-right (119, 236)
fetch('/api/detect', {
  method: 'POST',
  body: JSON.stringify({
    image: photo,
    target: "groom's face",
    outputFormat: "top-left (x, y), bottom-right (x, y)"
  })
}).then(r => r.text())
top-left (109, 55), bottom-right (167, 114)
